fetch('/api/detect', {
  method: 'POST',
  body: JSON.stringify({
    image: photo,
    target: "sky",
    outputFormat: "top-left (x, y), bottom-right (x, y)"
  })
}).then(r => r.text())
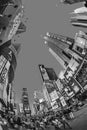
top-left (12, 0), bottom-right (87, 107)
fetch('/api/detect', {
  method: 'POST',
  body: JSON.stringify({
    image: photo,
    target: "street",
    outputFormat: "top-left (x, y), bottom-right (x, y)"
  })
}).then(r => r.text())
top-left (69, 104), bottom-right (87, 130)
top-left (8, 104), bottom-right (87, 130)
top-left (70, 115), bottom-right (87, 130)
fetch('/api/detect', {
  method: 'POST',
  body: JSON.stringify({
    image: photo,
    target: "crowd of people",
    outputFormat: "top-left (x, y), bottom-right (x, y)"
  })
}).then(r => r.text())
top-left (0, 108), bottom-right (73, 130)
top-left (0, 92), bottom-right (86, 130)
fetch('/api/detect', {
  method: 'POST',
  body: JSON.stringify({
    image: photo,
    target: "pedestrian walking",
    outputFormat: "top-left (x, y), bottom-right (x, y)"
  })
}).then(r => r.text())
top-left (56, 112), bottom-right (72, 129)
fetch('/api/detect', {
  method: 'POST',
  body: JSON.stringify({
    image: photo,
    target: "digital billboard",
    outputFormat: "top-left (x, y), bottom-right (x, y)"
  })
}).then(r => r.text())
top-left (64, 67), bottom-right (74, 81)
top-left (0, 55), bottom-right (7, 74)
top-left (64, 86), bottom-right (74, 98)
top-left (51, 100), bottom-right (58, 110)
top-left (8, 10), bottom-right (24, 41)
top-left (75, 59), bottom-right (87, 89)
top-left (69, 77), bottom-right (81, 93)
top-left (0, 61), bottom-right (10, 84)
top-left (64, 58), bottom-right (80, 81)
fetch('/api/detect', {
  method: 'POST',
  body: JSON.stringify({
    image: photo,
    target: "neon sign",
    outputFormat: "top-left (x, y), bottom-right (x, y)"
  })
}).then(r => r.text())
top-left (8, 11), bottom-right (23, 40)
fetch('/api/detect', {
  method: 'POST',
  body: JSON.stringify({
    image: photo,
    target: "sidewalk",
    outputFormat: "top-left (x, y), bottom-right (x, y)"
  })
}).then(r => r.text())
top-left (72, 103), bottom-right (87, 119)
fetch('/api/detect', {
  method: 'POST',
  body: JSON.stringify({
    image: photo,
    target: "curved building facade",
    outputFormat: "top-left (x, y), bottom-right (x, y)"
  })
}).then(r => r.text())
top-left (0, 41), bottom-right (21, 109)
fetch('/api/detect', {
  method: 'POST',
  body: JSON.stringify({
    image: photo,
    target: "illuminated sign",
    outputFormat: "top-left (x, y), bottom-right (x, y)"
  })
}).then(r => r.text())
top-left (8, 11), bottom-right (23, 40)
top-left (41, 71), bottom-right (49, 81)
top-left (64, 67), bottom-right (73, 81)
top-left (2, 63), bottom-right (10, 105)
top-left (60, 96), bottom-right (67, 107)
top-left (75, 60), bottom-right (87, 88)
top-left (51, 100), bottom-right (58, 110)
top-left (73, 85), bottom-right (80, 92)
top-left (0, 55), bottom-right (7, 74)
top-left (64, 58), bottom-right (79, 81)
top-left (0, 61), bottom-right (10, 84)
top-left (84, 85), bottom-right (87, 90)
top-left (64, 87), bottom-right (74, 97)
top-left (74, 32), bottom-right (87, 55)
top-left (56, 79), bottom-right (63, 92)
top-left (75, 37), bottom-right (86, 48)
top-left (69, 77), bottom-right (80, 93)
top-left (69, 58), bottom-right (79, 72)
top-left (19, 103), bottom-right (23, 113)
top-left (39, 98), bottom-right (44, 103)
top-left (50, 90), bottom-right (59, 101)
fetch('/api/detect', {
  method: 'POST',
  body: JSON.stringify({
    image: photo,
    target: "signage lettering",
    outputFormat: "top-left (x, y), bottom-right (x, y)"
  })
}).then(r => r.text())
top-left (8, 11), bottom-right (23, 40)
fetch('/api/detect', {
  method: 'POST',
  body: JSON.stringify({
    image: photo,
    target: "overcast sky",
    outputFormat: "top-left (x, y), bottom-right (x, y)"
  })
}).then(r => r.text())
top-left (13, 0), bottom-right (86, 107)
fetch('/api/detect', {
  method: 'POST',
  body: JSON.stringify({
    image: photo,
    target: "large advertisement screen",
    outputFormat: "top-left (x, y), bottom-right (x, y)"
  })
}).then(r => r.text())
top-left (0, 61), bottom-right (10, 84)
top-left (0, 55), bottom-right (10, 92)
top-left (45, 82), bottom-right (55, 93)
top-left (2, 61), bottom-right (10, 105)
top-left (75, 59), bottom-right (87, 89)
top-left (51, 100), bottom-right (58, 110)
top-left (8, 11), bottom-right (23, 41)
top-left (56, 79), bottom-right (63, 92)
top-left (64, 67), bottom-right (74, 81)
top-left (64, 58), bottom-right (79, 81)
top-left (64, 86), bottom-right (74, 98)
top-left (0, 55), bottom-right (7, 74)
top-left (50, 90), bottom-right (59, 102)
top-left (69, 77), bottom-right (81, 93)
top-left (60, 96), bottom-right (67, 107)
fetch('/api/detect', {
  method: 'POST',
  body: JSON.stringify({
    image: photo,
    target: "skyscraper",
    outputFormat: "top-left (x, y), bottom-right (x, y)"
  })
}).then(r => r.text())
top-left (38, 64), bottom-right (63, 110)
top-left (44, 32), bottom-right (74, 69)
